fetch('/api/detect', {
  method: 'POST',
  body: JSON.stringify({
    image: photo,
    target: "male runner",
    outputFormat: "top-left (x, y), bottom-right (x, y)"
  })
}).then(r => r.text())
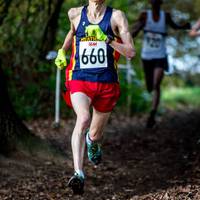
top-left (55, 0), bottom-right (135, 194)
top-left (189, 19), bottom-right (200, 37)
top-left (131, 0), bottom-right (190, 128)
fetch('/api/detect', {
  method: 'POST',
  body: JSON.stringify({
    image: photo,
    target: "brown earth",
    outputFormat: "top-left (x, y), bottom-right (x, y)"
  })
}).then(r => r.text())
top-left (0, 109), bottom-right (200, 200)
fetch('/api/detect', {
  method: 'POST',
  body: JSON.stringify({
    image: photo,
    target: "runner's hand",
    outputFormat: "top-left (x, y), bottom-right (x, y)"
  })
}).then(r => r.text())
top-left (85, 25), bottom-right (107, 41)
top-left (55, 49), bottom-right (67, 70)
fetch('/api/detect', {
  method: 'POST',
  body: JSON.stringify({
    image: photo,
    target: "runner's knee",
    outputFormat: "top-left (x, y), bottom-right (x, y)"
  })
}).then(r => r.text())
top-left (77, 113), bottom-right (90, 131)
top-left (153, 82), bottom-right (160, 91)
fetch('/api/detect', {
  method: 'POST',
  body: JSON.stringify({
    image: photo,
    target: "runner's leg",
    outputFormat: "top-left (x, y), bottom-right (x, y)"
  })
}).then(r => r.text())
top-left (86, 108), bottom-right (111, 165)
top-left (89, 108), bottom-right (111, 141)
top-left (70, 92), bottom-right (91, 174)
top-left (146, 67), bottom-right (164, 128)
top-left (143, 60), bottom-right (154, 93)
top-left (68, 92), bottom-right (91, 194)
top-left (152, 67), bottom-right (164, 112)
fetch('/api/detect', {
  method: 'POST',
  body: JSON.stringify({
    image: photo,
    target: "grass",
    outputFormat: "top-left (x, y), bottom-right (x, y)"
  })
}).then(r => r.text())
top-left (162, 86), bottom-right (200, 109)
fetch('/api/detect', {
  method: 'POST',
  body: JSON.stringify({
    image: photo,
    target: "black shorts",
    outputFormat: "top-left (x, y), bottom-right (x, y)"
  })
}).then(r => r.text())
top-left (142, 57), bottom-right (169, 72)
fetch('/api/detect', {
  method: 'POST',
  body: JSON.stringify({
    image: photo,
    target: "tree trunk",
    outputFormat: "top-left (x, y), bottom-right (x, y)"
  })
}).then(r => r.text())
top-left (0, 0), bottom-right (65, 154)
top-left (0, 61), bottom-right (30, 154)
top-left (40, 0), bottom-right (64, 58)
top-left (0, 0), bottom-right (31, 155)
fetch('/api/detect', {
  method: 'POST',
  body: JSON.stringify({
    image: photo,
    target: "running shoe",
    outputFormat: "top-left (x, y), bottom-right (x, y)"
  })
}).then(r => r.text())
top-left (68, 172), bottom-right (84, 195)
top-left (86, 132), bottom-right (102, 165)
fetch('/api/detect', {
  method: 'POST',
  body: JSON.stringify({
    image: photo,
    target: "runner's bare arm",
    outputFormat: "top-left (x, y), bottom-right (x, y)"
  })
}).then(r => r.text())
top-left (131, 12), bottom-right (146, 38)
top-left (61, 8), bottom-right (82, 51)
top-left (110, 10), bottom-right (135, 59)
top-left (189, 19), bottom-right (200, 37)
top-left (166, 12), bottom-right (190, 30)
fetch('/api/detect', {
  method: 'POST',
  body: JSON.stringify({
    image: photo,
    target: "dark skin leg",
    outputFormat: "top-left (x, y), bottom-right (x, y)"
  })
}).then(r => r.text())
top-left (144, 66), bottom-right (164, 128)
top-left (143, 65), bottom-right (154, 93)
top-left (150, 1), bottom-right (164, 108)
top-left (152, 67), bottom-right (164, 112)
top-left (144, 66), bottom-right (164, 113)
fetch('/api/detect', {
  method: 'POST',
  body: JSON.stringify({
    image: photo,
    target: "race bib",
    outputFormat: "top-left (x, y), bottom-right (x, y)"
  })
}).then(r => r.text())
top-left (144, 32), bottom-right (163, 51)
top-left (79, 41), bottom-right (107, 69)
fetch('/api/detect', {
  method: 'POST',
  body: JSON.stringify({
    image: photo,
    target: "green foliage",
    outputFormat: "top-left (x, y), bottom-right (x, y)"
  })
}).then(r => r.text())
top-left (0, 0), bottom-right (48, 65)
top-left (163, 75), bottom-right (186, 88)
top-left (7, 61), bottom-right (73, 119)
top-left (7, 62), bottom-right (53, 119)
top-left (117, 70), bottom-right (151, 115)
top-left (162, 86), bottom-right (200, 109)
top-left (1, 0), bottom-right (199, 120)
top-left (0, 0), bottom-right (64, 119)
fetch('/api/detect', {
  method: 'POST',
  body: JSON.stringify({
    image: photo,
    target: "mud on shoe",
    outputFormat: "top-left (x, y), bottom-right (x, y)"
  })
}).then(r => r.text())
top-left (68, 173), bottom-right (84, 195)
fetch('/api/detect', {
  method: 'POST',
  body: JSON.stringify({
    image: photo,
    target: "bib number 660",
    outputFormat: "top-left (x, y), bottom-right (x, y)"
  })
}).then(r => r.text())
top-left (81, 48), bottom-right (105, 65)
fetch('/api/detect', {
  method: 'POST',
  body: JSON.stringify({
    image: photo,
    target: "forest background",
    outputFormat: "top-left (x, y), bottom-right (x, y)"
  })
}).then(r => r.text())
top-left (0, 0), bottom-right (200, 121)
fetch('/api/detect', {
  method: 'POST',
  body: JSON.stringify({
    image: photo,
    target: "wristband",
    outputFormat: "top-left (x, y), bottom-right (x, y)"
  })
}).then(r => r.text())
top-left (106, 35), bottom-right (114, 44)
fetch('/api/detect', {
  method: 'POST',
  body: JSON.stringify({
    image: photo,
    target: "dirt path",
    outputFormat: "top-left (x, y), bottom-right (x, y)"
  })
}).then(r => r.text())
top-left (0, 109), bottom-right (200, 200)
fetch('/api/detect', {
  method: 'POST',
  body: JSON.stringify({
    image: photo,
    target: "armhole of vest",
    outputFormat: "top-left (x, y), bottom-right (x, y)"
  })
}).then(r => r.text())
top-left (76, 6), bottom-right (87, 33)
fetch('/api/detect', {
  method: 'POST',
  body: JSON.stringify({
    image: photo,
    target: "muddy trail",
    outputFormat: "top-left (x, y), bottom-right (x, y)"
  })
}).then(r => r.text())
top-left (0, 109), bottom-right (200, 200)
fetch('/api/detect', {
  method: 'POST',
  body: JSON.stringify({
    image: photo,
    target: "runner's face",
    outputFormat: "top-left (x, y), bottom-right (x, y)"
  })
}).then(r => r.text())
top-left (89, 0), bottom-right (105, 3)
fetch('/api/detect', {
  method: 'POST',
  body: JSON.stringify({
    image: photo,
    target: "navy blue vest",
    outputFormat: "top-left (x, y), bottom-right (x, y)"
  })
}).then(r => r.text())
top-left (66, 6), bottom-right (120, 83)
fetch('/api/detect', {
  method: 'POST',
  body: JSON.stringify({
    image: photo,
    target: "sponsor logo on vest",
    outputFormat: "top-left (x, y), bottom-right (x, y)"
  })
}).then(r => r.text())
top-left (89, 42), bottom-right (97, 46)
top-left (81, 36), bottom-right (97, 41)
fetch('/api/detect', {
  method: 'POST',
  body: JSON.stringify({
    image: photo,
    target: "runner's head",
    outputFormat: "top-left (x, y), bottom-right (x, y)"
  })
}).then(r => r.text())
top-left (89, 0), bottom-right (105, 3)
top-left (149, 0), bottom-right (163, 6)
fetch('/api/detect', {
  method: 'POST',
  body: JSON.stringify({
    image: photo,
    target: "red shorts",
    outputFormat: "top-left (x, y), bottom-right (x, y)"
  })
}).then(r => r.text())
top-left (62, 80), bottom-right (120, 113)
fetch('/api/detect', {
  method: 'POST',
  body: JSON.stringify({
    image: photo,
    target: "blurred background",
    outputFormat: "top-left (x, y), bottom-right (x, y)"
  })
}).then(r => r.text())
top-left (0, 0), bottom-right (200, 120)
top-left (1, 1), bottom-right (200, 199)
